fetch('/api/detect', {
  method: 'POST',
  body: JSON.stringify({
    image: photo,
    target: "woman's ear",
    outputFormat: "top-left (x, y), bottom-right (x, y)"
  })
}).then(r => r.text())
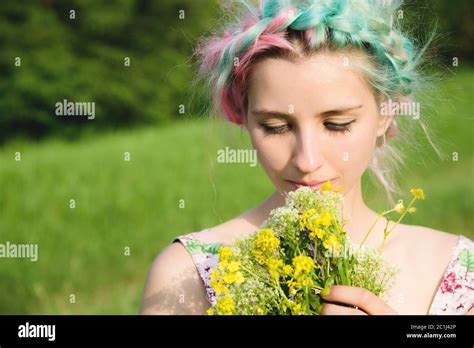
top-left (376, 97), bottom-right (394, 137)
top-left (376, 114), bottom-right (395, 137)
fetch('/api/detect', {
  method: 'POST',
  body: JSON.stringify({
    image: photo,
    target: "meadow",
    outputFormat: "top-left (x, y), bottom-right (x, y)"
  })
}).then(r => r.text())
top-left (0, 67), bottom-right (472, 314)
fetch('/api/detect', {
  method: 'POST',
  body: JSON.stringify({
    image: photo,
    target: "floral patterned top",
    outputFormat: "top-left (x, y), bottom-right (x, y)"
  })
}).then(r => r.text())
top-left (173, 229), bottom-right (223, 307)
top-left (428, 235), bottom-right (474, 314)
top-left (173, 230), bottom-right (474, 314)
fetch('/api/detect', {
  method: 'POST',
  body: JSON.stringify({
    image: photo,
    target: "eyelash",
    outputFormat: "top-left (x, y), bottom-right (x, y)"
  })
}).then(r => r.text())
top-left (260, 121), bottom-right (354, 136)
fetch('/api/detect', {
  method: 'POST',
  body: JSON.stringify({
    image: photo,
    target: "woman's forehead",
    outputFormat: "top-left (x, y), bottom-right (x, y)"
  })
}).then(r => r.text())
top-left (247, 53), bottom-right (373, 113)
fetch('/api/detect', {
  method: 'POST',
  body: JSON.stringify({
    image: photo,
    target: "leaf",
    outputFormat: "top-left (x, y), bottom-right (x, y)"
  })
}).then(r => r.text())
top-left (185, 239), bottom-right (222, 255)
top-left (324, 275), bottom-right (335, 289)
top-left (459, 249), bottom-right (474, 272)
top-left (337, 261), bottom-right (348, 285)
top-left (308, 293), bottom-right (320, 310)
top-left (207, 243), bottom-right (223, 255)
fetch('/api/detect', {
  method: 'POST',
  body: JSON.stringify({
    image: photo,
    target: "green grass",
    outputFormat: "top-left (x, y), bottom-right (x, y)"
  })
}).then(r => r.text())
top-left (0, 68), bottom-right (472, 314)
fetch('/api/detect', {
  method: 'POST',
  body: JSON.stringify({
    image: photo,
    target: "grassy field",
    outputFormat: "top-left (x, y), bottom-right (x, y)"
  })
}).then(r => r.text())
top-left (0, 68), bottom-right (472, 314)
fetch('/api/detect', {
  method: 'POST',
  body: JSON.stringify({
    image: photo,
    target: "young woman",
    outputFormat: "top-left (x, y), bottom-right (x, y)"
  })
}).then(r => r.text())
top-left (140, 0), bottom-right (473, 315)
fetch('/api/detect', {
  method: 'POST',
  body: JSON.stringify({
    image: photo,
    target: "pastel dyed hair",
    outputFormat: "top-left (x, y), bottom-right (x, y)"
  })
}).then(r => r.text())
top-left (195, 0), bottom-right (437, 205)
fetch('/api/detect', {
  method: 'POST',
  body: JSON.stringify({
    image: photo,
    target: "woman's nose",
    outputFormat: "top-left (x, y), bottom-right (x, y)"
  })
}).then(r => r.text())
top-left (292, 128), bottom-right (323, 174)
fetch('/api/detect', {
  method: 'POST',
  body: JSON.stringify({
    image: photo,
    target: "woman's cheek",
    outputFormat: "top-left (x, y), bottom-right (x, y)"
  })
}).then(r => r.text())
top-left (323, 126), bottom-right (376, 192)
top-left (252, 136), bottom-right (290, 186)
top-left (336, 125), bottom-right (377, 175)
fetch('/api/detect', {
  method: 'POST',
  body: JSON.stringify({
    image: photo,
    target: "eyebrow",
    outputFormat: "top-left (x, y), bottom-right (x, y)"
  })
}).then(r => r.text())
top-left (250, 105), bottom-right (363, 119)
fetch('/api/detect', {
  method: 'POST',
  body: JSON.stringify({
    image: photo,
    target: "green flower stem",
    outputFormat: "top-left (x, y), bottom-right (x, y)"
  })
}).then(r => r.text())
top-left (313, 239), bottom-right (318, 263)
top-left (334, 220), bottom-right (345, 235)
top-left (304, 285), bottom-right (310, 313)
top-left (275, 278), bottom-right (290, 302)
top-left (359, 214), bottom-right (382, 247)
top-left (358, 207), bottom-right (397, 248)
top-left (380, 197), bottom-right (417, 249)
top-left (385, 197), bottom-right (417, 237)
top-left (379, 217), bottom-right (392, 250)
top-left (240, 263), bottom-right (290, 311)
top-left (239, 264), bottom-right (273, 288)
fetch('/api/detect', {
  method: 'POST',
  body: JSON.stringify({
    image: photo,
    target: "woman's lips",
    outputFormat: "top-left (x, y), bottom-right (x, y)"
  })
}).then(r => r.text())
top-left (287, 179), bottom-right (333, 191)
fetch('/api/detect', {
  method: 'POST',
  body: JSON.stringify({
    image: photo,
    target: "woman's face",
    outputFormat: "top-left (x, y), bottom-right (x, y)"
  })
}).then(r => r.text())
top-left (245, 51), bottom-right (392, 196)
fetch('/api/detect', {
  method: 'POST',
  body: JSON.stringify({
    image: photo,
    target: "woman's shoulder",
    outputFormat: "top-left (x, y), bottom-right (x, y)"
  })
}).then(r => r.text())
top-left (389, 224), bottom-right (466, 278)
top-left (396, 224), bottom-right (473, 273)
top-left (385, 224), bottom-right (473, 314)
top-left (394, 224), bottom-right (465, 252)
top-left (412, 228), bottom-right (474, 315)
top-left (140, 232), bottom-right (212, 314)
top-left (173, 215), bottom-right (259, 248)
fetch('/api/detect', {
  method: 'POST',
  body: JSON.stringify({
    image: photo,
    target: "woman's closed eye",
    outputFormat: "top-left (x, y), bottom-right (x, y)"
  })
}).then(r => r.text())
top-left (259, 120), bottom-right (355, 136)
top-left (324, 120), bottom-right (354, 135)
top-left (260, 123), bottom-right (291, 135)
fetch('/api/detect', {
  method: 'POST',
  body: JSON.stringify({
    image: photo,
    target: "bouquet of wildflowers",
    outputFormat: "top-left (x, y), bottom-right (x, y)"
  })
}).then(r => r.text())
top-left (207, 181), bottom-right (425, 315)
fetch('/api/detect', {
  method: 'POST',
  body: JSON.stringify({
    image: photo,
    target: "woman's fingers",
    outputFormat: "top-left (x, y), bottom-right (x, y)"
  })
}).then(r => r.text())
top-left (322, 285), bottom-right (397, 315)
top-left (321, 303), bottom-right (367, 315)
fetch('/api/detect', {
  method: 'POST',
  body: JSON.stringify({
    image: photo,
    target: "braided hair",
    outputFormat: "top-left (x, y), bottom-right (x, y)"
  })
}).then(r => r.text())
top-left (196, 0), bottom-right (434, 205)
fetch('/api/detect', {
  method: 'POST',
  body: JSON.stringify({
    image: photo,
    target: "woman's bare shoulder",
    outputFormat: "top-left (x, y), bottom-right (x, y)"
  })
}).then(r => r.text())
top-left (207, 212), bottom-right (263, 245)
top-left (140, 241), bottom-right (210, 315)
top-left (397, 224), bottom-right (460, 246)
top-left (392, 224), bottom-right (461, 267)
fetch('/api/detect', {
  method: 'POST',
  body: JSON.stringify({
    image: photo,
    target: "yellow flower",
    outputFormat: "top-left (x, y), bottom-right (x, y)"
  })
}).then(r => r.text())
top-left (291, 302), bottom-right (304, 315)
top-left (234, 271), bottom-right (245, 284)
top-left (308, 226), bottom-right (325, 240)
top-left (286, 279), bottom-right (299, 295)
top-left (255, 229), bottom-right (280, 250)
top-left (407, 207), bottom-right (416, 214)
top-left (316, 211), bottom-right (333, 227)
top-left (218, 260), bottom-right (228, 270)
top-left (206, 307), bottom-right (215, 315)
top-left (394, 202), bottom-right (405, 214)
top-left (410, 188), bottom-right (425, 200)
top-left (304, 210), bottom-right (332, 241)
top-left (300, 276), bottom-right (314, 288)
top-left (222, 272), bottom-right (237, 284)
top-left (210, 270), bottom-right (230, 295)
top-left (321, 180), bottom-right (343, 193)
top-left (292, 255), bottom-right (314, 277)
top-left (215, 296), bottom-right (235, 315)
top-left (210, 269), bottom-right (219, 283)
top-left (218, 246), bottom-right (234, 262)
top-left (288, 275), bottom-right (314, 293)
top-left (211, 279), bottom-right (229, 295)
top-left (282, 264), bottom-right (294, 277)
top-left (227, 261), bottom-right (240, 273)
top-left (257, 307), bottom-right (266, 315)
top-left (266, 258), bottom-right (284, 281)
top-left (321, 180), bottom-right (333, 191)
top-left (323, 235), bottom-right (341, 254)
top-left (299, 208), bottom-right (317, 229)
top-left (252, 228), bottom-right (280, 264)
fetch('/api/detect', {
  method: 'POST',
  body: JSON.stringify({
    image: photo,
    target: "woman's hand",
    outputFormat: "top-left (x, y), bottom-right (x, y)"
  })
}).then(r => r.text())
top-left (321, 285), bottom-right (398, 315)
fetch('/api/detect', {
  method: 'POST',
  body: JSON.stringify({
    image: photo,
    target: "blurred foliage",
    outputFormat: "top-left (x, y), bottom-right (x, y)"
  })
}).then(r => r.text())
top-left (409, 0), bottom-right (474, 59)
top-left (0, 0), bottom-right (471, 143)
top-left (0, 0), bottom-right (220, 143)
